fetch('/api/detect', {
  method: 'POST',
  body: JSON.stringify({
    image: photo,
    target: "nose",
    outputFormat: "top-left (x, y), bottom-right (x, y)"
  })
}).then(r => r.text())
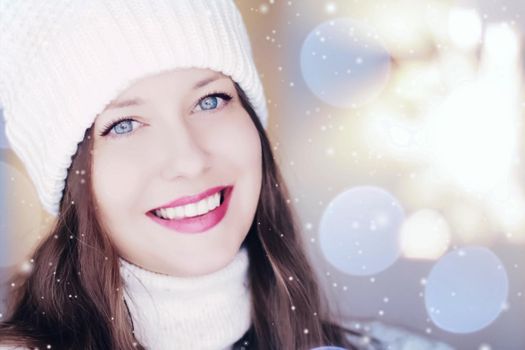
top-left (157, 121), bottom-right (210, 181)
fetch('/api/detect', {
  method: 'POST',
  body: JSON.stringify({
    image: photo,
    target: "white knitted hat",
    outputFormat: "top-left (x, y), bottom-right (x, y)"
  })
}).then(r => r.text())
top-left (0, 0), bottom-right (268, 217)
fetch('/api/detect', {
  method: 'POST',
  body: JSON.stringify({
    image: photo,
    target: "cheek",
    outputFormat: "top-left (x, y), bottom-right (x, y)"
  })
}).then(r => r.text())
top-left (91, 143), bottom-right (147, 212)
top-left (212, 113), bottom-right (262, 170)
top-left (217, 114), bottom-right (263, 217)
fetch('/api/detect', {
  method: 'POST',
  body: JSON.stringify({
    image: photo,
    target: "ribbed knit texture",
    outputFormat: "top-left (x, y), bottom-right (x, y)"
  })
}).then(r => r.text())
top-left (120, 247), bottom-right (251, 350)
top-left (0, 0), bottom-right (268, 217)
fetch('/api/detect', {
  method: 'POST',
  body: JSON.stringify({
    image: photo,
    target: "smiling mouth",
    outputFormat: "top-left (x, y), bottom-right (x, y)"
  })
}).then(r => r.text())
top-left (150, 189), bottom-right (226, 220)
top-left (146, 186), bottom-right (233, 234)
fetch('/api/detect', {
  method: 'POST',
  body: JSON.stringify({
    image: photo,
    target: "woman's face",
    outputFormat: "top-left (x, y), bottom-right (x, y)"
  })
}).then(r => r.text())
top-left (91, 68), bottom-right (262, 276)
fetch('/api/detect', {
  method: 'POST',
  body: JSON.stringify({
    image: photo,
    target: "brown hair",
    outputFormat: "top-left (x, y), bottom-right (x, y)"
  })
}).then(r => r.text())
top-left (0, 83), bottom-right (362, 349)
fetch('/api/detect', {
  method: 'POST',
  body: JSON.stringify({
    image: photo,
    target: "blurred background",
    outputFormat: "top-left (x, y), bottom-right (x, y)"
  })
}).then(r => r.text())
top-left (1, 0), bottom-right (524, 349)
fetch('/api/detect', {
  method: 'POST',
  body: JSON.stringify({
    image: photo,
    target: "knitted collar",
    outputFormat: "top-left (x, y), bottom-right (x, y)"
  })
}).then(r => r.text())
top-left (119, 247), bottom-right (251, 350)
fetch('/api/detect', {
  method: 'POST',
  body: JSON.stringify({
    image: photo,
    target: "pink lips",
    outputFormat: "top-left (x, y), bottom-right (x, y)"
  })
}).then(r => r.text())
top-left (146, 186), bottom-right (233, 234)
top-left (152, 185), bottom-right (227, 210)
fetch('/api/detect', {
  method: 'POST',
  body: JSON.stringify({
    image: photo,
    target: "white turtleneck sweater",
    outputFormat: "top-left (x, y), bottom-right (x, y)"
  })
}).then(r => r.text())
top-left (119, 247), bottom-right (252, 350)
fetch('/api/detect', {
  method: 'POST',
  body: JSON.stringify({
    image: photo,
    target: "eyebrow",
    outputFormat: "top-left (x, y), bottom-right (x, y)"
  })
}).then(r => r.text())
top-left (106, 97), bottom-right (144, 110)
top-left (105, 74), bottom-right (226, 111)
top-left (192, 74), bottom-right (225, 89)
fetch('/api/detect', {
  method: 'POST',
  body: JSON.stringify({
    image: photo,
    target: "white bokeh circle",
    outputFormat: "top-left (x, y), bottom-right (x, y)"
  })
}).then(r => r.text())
top-left (319, 186), bottom-right (404, 276)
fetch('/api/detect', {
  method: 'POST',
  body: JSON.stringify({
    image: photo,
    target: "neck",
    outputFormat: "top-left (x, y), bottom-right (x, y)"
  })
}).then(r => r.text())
top-left (119, 247), bottom-right (251, 350)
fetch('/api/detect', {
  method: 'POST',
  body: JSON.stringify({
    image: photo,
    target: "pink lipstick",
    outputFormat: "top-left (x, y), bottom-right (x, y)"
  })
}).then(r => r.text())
top-left (146, 186), bottom-right (233, 234)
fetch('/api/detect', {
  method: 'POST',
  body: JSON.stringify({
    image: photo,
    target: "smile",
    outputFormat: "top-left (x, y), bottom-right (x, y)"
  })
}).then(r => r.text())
top-left (146, 186), bottom-right (233, 234)
top-left (153, 190), bottom-right (223, 220)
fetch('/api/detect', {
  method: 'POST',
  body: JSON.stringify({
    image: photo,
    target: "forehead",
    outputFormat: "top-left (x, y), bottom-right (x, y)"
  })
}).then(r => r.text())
top-left (104, 68), bottom-right (231, 111)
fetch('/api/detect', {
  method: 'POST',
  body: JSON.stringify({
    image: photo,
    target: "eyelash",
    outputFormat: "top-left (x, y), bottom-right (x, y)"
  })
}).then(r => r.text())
top-left (99, 91), bottom-right (233, 137)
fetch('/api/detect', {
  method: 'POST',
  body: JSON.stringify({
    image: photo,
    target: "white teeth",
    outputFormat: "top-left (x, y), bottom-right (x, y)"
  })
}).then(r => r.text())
top-left (196, 199), bottom-right (208, 215)
top-left (175, 206), bottom-right (184, 218)
top-left (166, 207), bottom-right (177, 218)
top-left (184, 203), bottom-right (197, 217)
top-left (154, 191), bottom-right (222, 220)
top-left (207, 195), bottom-right (215, 209)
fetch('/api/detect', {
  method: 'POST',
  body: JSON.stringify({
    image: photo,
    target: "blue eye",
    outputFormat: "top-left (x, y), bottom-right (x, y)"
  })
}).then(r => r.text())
top-left (114, 120), bottom-right (133, 133)
top-left (100, 118), bottom-right (141, 137)
top-left (195, 93), bottom-right (232, 112)
top-left (199, 96), bottom-right (218, 110)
